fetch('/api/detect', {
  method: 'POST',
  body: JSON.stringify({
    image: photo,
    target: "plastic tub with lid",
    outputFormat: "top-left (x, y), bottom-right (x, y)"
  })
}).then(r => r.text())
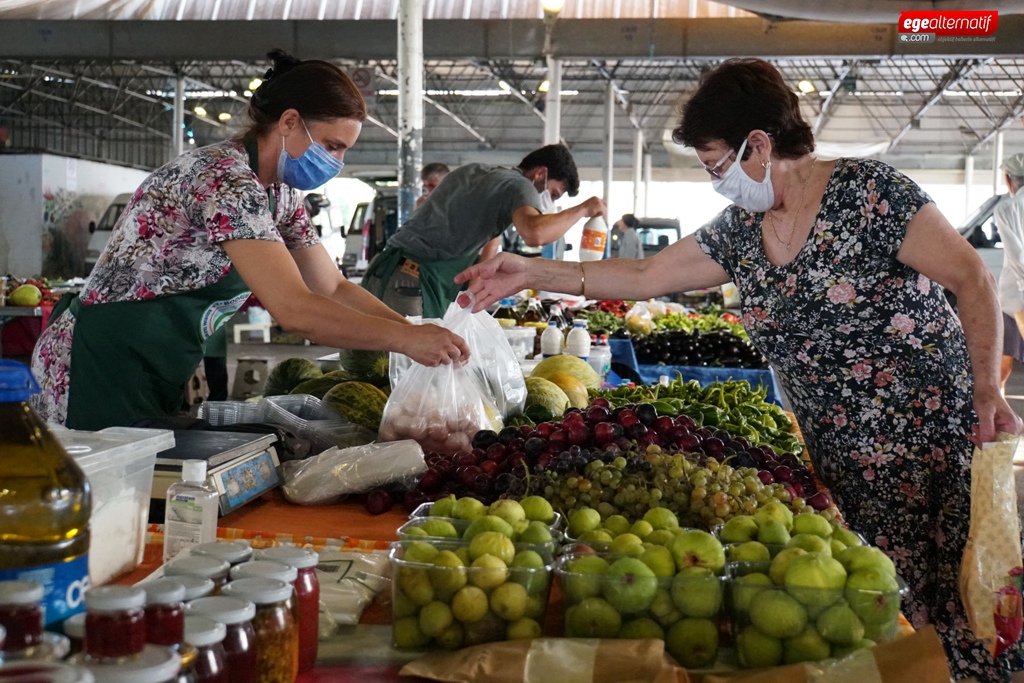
top-left (52, 427), bottom-right (175, 585)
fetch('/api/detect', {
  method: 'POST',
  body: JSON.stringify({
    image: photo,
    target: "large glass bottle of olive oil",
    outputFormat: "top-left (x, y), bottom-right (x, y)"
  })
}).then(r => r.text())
top-left (0, 361), bottom-right (91, 626)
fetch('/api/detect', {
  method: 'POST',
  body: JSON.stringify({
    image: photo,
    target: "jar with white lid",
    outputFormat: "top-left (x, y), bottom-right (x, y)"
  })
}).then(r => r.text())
top-left (183, 617), bottom-right (227, 683)
top-left (185, 597), bottom-right (256, 683)
top-left (174, 577), bottom-right (215, 603)
top-left (220, 579), bottom-right (297, 683)
top-left (143, 580), bottom-right (186, 649)
top-left (0, 660), bottom-right (94, 682)
top-left (61, 613), bottom-right (85, 655)
top-left (253, 548), bottom-right (319, 673)
top-left (164, 557), bottom-right (230, 591)
top-left (190, 543), bottom-right (252, 568)
top-left (77, 644), bottom-right (180, 683)
top-left (0, 581), bottom-right (44, 652)
top-left (83, 587), bottom-right (146, 662)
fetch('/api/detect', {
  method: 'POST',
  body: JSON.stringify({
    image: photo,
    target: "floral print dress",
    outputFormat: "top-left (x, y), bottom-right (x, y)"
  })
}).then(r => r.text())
top-left (696, 158), bottom-right (1021, 682)
top-left (31, 140), bottom-right (319, 425)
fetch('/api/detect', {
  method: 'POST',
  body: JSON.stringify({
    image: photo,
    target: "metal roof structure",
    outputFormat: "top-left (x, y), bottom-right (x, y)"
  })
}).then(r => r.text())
top-left (0, 1), bottom-right (1022, 173)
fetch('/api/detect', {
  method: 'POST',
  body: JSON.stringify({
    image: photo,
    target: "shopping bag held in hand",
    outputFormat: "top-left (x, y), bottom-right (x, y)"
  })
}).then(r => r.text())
top-left (960, 432), bottom-right (1024, 657)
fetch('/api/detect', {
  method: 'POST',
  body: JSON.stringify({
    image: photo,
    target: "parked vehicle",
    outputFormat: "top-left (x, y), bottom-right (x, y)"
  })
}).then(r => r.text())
top-left (86, 193), bottom-right (133, 271)
top-left (957, 193), bottom-right (1006, 248)
top-left (609, 217), bottom-right (682, 258)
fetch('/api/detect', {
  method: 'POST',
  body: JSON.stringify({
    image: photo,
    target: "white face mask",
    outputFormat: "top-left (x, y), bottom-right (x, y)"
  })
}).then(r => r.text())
top-left (711, 138), bottom-right (774, 213)
top-left (538, 189), bottom-right (555, 214)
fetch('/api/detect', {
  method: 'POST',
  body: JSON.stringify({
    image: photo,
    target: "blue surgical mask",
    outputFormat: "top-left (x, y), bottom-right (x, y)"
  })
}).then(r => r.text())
top-left (277, 119), bottom-right (344, 190)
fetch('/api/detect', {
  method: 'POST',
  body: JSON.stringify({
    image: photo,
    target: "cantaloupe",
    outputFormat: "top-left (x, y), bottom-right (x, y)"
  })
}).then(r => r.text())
top-left (322, 381), bottom-right (389, 431)
top-left (531, 355), bottom-right (600, 390)
top-left (544, 371), bottom-right (589, 409)
top-left (524, 377), bottom-right (570, 417)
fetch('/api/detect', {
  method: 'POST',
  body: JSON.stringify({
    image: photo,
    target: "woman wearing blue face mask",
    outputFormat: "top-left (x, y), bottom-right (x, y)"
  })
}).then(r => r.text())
top-left (31, 49), bottom-right (469, 430)
top-left (457, 58), bottom-right (1023, 681)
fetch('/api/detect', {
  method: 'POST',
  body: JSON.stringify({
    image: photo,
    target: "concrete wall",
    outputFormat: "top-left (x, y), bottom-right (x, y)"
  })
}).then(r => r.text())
top-left (0, 154), bottom-right (147, 278)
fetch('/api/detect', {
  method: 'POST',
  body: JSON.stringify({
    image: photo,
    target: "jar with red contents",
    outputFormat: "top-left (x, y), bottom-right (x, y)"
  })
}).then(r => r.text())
top-left (220, 579), bottom-right (296, 683)
top-left (183, 616), bottom-right (227, 683)
top-left (164, 557), bottom-right (230, 593)
top-left (255, 547), bottom-right (319, 672)
top-left (227, 563), bottom-right (297, 625)
top-left (185, 597), bottom-right (255, 683)
top-left (83, 586), bottom-right (146, 662)
top-left (191, 542), bottom-right (252, 568)
top-left (143, 580), bottom-right (186, 649)
top-left (0, 581), bottom-right (44, 653)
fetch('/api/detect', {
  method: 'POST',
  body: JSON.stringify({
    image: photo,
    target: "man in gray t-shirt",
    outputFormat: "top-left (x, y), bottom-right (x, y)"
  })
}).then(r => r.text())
top-left (614, 214), bottom-right (645, 260)
top-left (362, 144), bottom-right (606, 318)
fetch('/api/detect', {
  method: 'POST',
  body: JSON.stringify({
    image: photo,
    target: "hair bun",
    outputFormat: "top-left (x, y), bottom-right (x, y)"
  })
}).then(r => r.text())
top-left (264, 49), bottom-right (302, 81)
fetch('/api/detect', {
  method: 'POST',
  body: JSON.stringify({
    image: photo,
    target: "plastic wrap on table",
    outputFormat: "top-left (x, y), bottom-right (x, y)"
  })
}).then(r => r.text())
top-left (960, 433), bottom-right (1024, 657)
top-left (198, 400), bottom-right (263, 426)
top-left (279, 440), bottom-right (426, 505)
top-left (260, 394), bottom-right (340, 427)
top-left (635, 364), bottom-right (784, 406)
top-left (298, 420), bottom-right (376, 452)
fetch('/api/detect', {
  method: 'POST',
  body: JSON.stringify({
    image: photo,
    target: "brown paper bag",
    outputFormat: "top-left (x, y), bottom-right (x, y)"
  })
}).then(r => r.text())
top-left (960, 434), bottom-right (1024, 657)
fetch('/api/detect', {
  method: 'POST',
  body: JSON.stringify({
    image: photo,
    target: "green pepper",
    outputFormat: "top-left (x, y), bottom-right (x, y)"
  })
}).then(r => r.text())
top-left (650, 400), bottom-right (680, 416)
top-left (700, 405), bottom-right (723, 426)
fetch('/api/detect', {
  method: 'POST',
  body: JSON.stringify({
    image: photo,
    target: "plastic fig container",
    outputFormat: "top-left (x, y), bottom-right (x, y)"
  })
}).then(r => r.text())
top-left (396, 518), bottom-right (561, 558)
top-left (410, 502), bottom-right (564, 531)
top-left (388, 539), bottom-right (553, 651)
top-left (724, 560), bottom-right (907, 669)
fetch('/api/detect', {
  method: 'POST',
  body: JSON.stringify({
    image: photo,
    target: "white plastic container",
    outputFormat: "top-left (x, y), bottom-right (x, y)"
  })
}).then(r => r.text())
top-left (566, 321), bottom-right (591, 360)
top-left (587, 345), bottom-right (612, 378)
top-left (53, 427), bottom-right (175, 586)
top-left (540, 324), bottom-right (564, 358)
top-left (163, 460), bottom-right (219, 563)
top-left (502, 327), bottom-right (536, 360)
top-left (579, 215), bottom-right (608, 261)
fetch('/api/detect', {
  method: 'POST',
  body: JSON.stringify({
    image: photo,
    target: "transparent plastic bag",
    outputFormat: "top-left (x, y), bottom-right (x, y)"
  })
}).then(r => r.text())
top-left (316, 548), bottom-right (390, 626)
top-left (624, 301), bottom-right (654, 335)
top-left (279, 440), bottom-right (426, 505)
top-left (378, 337), bottom-right (503, 454)
top-left (960, 432), bottom-right (1024, 657)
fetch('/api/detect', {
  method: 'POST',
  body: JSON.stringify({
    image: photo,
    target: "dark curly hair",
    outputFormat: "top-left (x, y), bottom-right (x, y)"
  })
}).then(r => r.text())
top-left (518, 144), bottom-right (580, 197)
top-left (239, 49), bottom-right (366, 140)
top-left (673, 59), bottom-right (814, 160)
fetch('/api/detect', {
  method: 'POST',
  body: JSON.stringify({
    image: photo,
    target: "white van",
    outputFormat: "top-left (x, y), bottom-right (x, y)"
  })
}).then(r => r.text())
top-left (86, 193), bottom-right (133, 271)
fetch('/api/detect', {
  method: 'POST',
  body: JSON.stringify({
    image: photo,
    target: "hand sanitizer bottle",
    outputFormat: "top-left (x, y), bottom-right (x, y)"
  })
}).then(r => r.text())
top-left (163, 459), bottom-right (219, 562)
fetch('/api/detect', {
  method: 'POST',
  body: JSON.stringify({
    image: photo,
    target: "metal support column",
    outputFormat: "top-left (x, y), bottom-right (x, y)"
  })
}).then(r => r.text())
top-left (397, 0), bottom-right (424, 226)
top-left (643, 151), bottom-right (652, 219)
top-left (172, 73), bottom-right (185, 160)
top-left (964, 155), bottom-right (974, 216)
top-left (993, 131), bottom-right (1005, 196)
top-left (632, 128), bottom-right (643, 215)
top-left (543, 57), bottom-right (562, 145)
top-left (602, 81), bottom-right (614, 207)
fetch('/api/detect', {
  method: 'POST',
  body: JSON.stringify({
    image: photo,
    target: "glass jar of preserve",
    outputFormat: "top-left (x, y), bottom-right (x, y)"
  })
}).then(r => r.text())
top-left (227, 564), bottom-right (298, 635)
top-left (183, 617), bottom-right (227, 683)
top-left (254, 548), bottom-right (319, 672)
top-left (0, 581), bottom-right (44, 652)
top-left (144, 580), bottom-right (186, 649)
top-left (0, 660), bottom-right (94, 682)
top-left (191, 543), bottom-right (252, 568)
top-left (175, 577), bottom-right (215, 603)
top-left (220, 579), bottom-right (296, 683)
top-left (164, 557), bottom-right (230, 593)
top-left (78, 644), bottom-right (180, 683)
top-left (185, 597), bottom-right (256, 683)
top-left (83, 587), bottom-right (146, 662)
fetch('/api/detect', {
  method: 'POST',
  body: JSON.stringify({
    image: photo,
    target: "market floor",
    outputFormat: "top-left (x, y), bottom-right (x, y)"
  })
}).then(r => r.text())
top-left (224, 341), bottom-right (1024, 519)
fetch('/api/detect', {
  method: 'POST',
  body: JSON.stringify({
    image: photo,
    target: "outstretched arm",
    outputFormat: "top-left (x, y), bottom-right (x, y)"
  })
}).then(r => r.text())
top-left (512, 197), bottom-right (607, 247)
top-left (455, 233), bottom-right (732, 312)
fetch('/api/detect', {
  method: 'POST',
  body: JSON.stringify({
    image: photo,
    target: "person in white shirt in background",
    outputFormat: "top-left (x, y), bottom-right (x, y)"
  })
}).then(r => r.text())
top-left (995, 153), bottom-right (1024, 393)
top-left (614, 214), bottom-right (645, 259)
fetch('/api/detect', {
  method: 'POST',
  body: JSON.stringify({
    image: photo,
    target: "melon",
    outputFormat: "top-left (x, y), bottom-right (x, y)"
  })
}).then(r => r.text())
top-left (264, 358), bottom-right (322, 396)
top-left (544, 371), bottom-right (589, 409)
top-left (289, 376), bottom-right (348, 399)
top-left (531, 355), bottom-right (600, 390)
top-left (322, 381), bottom-right (389, 431)
top-left (524, 377), bottom-right (570, 417)
top-left (338, 349), bottom-right (390, 388)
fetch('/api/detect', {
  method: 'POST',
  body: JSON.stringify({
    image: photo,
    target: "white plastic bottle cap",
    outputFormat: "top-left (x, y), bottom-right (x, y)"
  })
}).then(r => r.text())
top-left (185, 596), bottom-right (256, 625)
top-left (256, 546), bottom-right (319, 570)
top-left (183, 616), bottom-right (226, 648)
top-left (192, 541), bottom-right (253, 565)
top-left (142, 578), bottom-right (187, 606)
top-left (174, 575), bottom-right (216, 601)
top-left (182, 459), bottom-right (207, 482)
top-left (659, 375), bottom-right (670, 387)
top-left (164, 555), bottom-right (230, 580)
top-left (0, 580), bottom-right (45, 605)
top-left (229, 560), bottom-right (297, 584)
top-left (85, 586), bottom-right (146, 613)
top-left (221, 578), bottom-right (292, 606)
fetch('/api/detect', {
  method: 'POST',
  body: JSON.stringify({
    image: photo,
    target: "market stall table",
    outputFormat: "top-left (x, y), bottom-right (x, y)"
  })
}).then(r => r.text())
top-left (0, 305), bottom-right (50, 358)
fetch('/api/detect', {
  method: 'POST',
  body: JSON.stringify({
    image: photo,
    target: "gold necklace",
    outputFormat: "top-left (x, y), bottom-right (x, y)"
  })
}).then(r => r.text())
top-left (766, 157), bottom-right (817, 249)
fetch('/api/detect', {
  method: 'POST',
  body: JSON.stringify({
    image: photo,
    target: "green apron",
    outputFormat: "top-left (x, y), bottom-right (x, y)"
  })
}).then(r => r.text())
top-left (54, 270), bottom-right (250, 430)
top-left (362, 245), bottom-right (478, 319)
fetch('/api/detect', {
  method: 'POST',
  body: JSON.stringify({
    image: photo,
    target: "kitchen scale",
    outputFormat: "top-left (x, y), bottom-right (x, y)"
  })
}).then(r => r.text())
top-left (151, 431), bottom-right (280, 516)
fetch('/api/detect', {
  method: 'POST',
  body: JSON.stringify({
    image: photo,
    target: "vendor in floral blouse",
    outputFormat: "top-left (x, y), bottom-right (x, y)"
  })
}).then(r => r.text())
top-left (31, 49), bottom-right (469, 431)
top-left (457, 59), bottom-right (1024, 681)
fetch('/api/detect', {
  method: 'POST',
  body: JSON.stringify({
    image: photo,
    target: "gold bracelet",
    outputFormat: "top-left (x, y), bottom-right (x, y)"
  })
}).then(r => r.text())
top-left (579, 261), bottom-right (586, 298)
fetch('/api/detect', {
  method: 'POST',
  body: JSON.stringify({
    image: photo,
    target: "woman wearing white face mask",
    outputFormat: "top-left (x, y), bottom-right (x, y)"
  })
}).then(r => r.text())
top-left (30, 49), bottom-right (469, 430)
top-left (457, 58), bottom-right (1023, 682)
